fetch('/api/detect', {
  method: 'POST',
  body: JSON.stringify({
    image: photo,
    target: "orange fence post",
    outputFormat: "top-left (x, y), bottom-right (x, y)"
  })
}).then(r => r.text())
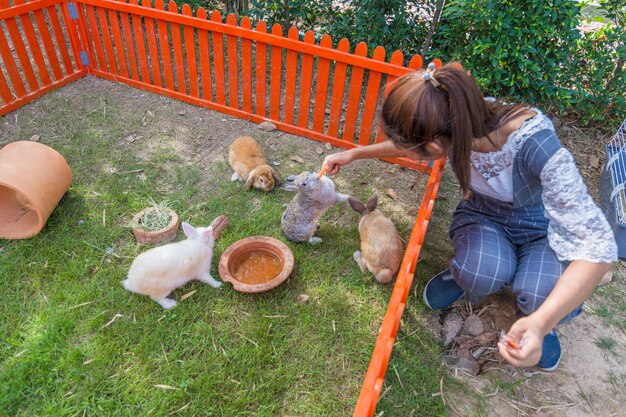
top-left (211, 10), bottom-right (226, 105)
top-left (328, 38), bottom-right (350, 138)
top-left (240, 16), bottom-right (253, 113)
top-left (358, 45), bottom-right (385, 146)
top-left (226, 13), bottom-right (239, 109)
top-left (269, 23), bottom-right (282, 121)
top-left (283, 26), bottom-right (298, 125)
top-left (142, 0), bottom-right (162, 86)
top-left (297, 30), bottom-right (315, 129)
top-left (182, 4), bottom-right (198, 97)
top-left (168, 1), bottom-right (186, 94)
top-left (343, 42), bottom-right (368, 143)
top-left (120, 6), bottom-right (140, 80)
top-left (312, 34), bottom-right (332, 133)
top-left (196, 7), bottom-right (212, 101)
top-left (254, 20), bottom-right (267, 118)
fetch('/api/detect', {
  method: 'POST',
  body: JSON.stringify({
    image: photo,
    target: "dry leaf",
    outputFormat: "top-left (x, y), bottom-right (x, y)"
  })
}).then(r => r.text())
top-left (29, 134), bottom-right (40, 142)
top-left (154, 384), bottom-right (179, 390)
top-left (315, 147), bottom-right (324, 155)
top-left (456, 356), bottom-right (480, 375)
top-left (475, 331), bottom-right (498, 345)
top-left (464, 314), bottom-right (484, 337)
top-left (442, 312), bottom-right (464, 346)
top-left (385, 188), bottom-right (398, 202)
top-left (180, 290), bottom-right (197, 301)
top-left (102, 313), bottom-right (123, 328)
top-left (138, 172), bottom-right (147, 182)
top-left (324, 142), bottom-right (332, 150)
top-left (169, 402), bottom-right (191, 415)
top-left (83, 359), bottom-right (94, 365)
top-left (590, 155), bottom-right (600, 169)
top-left (297, 294), bottom-right (310, 304)
top-left (290, 155), bottom-right (305, 163)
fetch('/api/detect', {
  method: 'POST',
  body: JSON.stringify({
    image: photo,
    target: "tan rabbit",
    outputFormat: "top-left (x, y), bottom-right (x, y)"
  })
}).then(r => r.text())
top-left (228, 136), bottom-right (280, 191)
top-left (348, 195), bottom-right (402, 284)
top-left (122, 221), bottom-right (221, 309)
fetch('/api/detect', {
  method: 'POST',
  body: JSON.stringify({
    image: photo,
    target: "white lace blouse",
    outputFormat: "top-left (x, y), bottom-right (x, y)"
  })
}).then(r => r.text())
top-left (470, 111), bottom-right (617, 263)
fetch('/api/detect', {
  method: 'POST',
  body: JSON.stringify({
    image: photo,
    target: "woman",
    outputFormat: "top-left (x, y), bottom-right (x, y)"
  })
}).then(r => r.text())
top-left (323, 63), bottom-right (617, 371)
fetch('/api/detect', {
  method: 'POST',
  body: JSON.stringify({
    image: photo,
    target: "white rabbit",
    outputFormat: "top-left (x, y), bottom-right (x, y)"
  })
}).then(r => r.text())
top-left (122, 221), bottom-right (221, 309)
top-left (281, 171), bottom-right (349, 244)
top-left (348, 195), bottom-right (402, 283)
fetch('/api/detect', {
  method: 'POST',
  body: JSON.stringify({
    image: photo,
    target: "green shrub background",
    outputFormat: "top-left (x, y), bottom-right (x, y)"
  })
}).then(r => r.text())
top-left (182, 0), bottom-right (625, 124)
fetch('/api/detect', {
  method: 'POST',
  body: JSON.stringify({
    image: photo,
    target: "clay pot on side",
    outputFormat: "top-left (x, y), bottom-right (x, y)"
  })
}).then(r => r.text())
top-left (132, 207), bottom-right (179, 244)
top-left (0, 141), bottom-right (73, 239)
top-left (219, 236), bottom-right (294, 293)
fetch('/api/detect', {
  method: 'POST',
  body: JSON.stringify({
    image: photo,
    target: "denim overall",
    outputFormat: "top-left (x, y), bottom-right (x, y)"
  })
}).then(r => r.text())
top-left (448, 128), bottom-right (582, 322)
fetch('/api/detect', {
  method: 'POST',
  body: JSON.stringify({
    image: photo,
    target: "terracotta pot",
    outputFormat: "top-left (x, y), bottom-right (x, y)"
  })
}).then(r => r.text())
top-left (219, 236), bottom-right (294, 293)
top-left (0, 141), bottom-right (73, 239)
top-left (132, 207), bottom-right (179, 244)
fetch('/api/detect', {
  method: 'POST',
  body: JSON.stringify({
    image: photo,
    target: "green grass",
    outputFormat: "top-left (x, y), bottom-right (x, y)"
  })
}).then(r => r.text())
top-left (587, 270), bottom-right (626, 332)
top-left (0, 87), bottom-right (449, 416)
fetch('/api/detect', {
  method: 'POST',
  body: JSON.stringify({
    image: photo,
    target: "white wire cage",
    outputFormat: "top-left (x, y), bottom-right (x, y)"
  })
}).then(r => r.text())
top-left (601, 118), bottom-right (626, 258)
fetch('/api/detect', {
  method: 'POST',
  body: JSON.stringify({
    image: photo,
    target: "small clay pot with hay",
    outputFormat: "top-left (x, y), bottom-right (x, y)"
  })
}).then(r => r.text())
top-left (131, 204), bottom-right (179, 245)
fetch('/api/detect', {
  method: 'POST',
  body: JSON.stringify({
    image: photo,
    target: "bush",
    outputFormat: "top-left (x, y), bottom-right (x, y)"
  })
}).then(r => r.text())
top-left (431, 0), bottom-right (625, 123)
top-left (433, 1), bottom-right (582, 105)
top-left (321, 0), bottom-right (430, 55)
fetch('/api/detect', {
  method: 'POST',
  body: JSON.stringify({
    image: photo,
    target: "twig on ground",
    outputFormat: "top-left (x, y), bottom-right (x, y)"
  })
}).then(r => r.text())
top-left (161, 342), bottom-right (169, 365)
top-left (392, 364), bottom-right (404, 390)
top-left (575, 377), bottom-right (597, 415)
top-left (115, 169), bottom-right (144, 175)
top-left (238, 333), bottom-right (259, 349)
top-left (500, 397), bottom-right (529, 415)
top-left (168, 403), bottom-right (190, 415)
top-left (69, 301), bottom-right (94, 310)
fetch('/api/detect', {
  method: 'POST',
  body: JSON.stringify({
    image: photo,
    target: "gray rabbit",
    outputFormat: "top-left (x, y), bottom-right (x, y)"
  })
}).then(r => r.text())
top-left (281, 171), bottom-right (349, 244)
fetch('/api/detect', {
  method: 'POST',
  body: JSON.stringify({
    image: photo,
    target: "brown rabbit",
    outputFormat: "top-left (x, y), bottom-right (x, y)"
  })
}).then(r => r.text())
top-left (349, 195), bottom-right (402, 283)
top-left (228, 136), bottom-right (280, 191)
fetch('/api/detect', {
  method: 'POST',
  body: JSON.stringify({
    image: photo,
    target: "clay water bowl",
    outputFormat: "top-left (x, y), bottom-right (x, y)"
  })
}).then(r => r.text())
top-left (218, 236), bottom-right (294, 293)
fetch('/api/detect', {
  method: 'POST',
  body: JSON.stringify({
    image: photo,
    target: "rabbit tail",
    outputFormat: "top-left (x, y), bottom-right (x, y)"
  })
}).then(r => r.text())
top-left (122, 279), bottom-right (139, 294)
top-left (375, 269), bottom-right (395, 284)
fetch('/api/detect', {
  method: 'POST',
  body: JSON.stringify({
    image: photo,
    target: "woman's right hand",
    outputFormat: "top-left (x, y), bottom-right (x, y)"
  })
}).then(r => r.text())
top-left (323, 151), bottom-right (354, 176)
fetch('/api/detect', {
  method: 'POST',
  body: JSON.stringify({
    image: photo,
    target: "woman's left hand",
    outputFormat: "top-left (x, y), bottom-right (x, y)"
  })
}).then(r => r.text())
top-left (497, 315), bottom-right (546, 367)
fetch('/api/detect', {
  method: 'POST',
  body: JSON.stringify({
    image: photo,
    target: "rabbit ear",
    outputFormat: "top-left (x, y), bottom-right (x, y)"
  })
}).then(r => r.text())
top-left (244, 171), bottom-right (256, 189)
top-left (366, 195), bottom-right (378, 211)
top-left (182, 222), bottom-right (198, 238)
top-left (348, 197), bottom-right (365, 214)
top-left (201, 226), bottom-right (214, 240)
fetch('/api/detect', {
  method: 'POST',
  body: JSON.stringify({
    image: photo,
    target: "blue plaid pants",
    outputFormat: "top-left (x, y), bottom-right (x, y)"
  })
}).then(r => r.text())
top-left (449, 192), bottom-right (582, 323)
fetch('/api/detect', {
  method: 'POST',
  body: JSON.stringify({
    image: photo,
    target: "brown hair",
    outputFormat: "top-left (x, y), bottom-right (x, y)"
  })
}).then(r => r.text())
top-left (381, 62), bottom-right (527, 193)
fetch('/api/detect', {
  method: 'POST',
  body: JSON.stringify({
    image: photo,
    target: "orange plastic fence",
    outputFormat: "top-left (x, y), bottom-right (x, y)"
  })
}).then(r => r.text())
top-left (0, 0), bottom-right (85, 115)
top-left (0, 1), bottom-right (447, 415)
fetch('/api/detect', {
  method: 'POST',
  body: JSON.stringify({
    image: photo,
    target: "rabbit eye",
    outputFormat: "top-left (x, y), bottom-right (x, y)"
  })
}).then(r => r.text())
top-left (301, 182), bottom-right (308, 187)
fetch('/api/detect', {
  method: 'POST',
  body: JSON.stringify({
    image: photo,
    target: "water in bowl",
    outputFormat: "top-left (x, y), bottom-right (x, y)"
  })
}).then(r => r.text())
top-left (233, 249), bottom-right (282, 285)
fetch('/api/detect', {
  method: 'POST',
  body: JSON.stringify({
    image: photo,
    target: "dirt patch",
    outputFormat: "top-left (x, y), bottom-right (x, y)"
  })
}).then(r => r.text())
top-left (1, 76), bottom-right (624, 416)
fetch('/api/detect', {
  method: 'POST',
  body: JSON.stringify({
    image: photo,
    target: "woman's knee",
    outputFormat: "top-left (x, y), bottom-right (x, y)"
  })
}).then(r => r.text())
top-left (450, 255), bottom-right (515, 296)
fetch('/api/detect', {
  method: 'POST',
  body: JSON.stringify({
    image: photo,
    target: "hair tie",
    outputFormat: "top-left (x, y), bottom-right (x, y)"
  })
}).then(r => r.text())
top-left (423, 62), bottom-right (441, 88)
